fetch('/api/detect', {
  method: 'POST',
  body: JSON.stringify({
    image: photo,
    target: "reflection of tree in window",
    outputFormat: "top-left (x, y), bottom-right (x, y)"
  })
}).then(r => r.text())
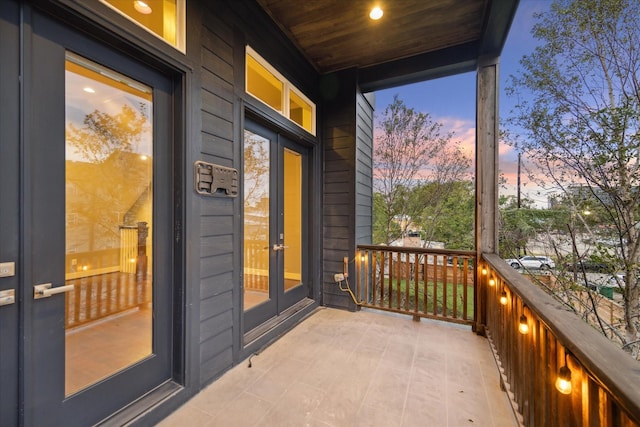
top-left (66, 104), bottom-right (151, 253)
top-left (243, 131), bottom-right (270, 241)
top-left (67, 104), bottom-right (149, 163)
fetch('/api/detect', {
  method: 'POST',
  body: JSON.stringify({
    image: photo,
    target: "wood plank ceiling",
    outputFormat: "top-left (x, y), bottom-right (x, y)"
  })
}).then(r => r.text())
top-left (255, 0), bottom-right (519, 90)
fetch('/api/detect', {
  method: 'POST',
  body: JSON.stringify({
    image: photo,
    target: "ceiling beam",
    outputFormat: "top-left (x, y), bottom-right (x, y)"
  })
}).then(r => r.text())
top-left (358, 41), bottom-right (480, 93)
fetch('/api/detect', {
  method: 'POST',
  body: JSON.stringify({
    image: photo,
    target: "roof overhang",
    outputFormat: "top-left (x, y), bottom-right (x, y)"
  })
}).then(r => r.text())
top-left (256, 0), bottom-right (519, 91)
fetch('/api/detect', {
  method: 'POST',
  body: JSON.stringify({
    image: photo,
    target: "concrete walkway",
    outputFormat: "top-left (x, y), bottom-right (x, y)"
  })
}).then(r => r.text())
top-left (158, 308), bottom-right (517, 427)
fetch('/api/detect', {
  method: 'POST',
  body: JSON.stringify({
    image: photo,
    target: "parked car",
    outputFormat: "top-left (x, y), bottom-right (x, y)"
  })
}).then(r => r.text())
top-left (504, 255), bottom-right (555, 270)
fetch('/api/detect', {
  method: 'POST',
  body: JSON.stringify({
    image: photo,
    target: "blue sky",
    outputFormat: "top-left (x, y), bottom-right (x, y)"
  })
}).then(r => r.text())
top-left (374, 0), bottom-right (551, 207)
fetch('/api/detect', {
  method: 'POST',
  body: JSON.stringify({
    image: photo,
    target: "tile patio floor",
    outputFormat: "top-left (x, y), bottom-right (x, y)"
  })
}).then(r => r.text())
top-left (158, 307), bottom-right (517, 427)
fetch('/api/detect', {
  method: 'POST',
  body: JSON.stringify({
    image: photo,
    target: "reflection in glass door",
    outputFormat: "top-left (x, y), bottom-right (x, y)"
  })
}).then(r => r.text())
top-left (243, 123), bottom-right (307, 332)
top-left (64, 53), bottom-right (153, 395)
top-left (243, 130), bottom-right (271, 311)
top-left (283, 148), bottom-right (302, 293)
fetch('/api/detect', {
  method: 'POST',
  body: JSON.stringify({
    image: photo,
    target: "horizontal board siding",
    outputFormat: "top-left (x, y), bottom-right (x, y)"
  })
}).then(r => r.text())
top-left (200, 291), bottom-right (233, 323)
top-left (201, 234), bottom-right (233, 258)
top-left (201, 134), bottom-right (233, 163)
top-left (202, 110), bottom-right (233, 140)
top-left (201, 69), bottom-right (234, 102)
top-left (200, 216), bottom-right (234, 237)
top-left (200, 271), bottom-right (233, 300)
top-left (202, 90), bottom-right (232, 121)
top-left (200, 346), bottom-right (233, 386)
top-left (355, 92), bottom-right (373, 245)
top-left (200, 253), bottom-right (233, 280)
top-left (322, 70), bottom-right (359, 310)
top-left (202, 47), bottom-right (233, 84)
top-left (198, 17), bottom-right (237, 386)
top-left (200, 309), bottom-right (233, 342)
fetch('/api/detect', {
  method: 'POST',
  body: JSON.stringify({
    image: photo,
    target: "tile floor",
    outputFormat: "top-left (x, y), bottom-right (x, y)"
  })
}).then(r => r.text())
top-left (158, 307), bottom-right (517, 427)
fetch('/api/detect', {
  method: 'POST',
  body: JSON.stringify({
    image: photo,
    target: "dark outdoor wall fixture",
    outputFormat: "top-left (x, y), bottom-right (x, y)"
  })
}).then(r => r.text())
top-left (194, 161), bottom-right (239, 197)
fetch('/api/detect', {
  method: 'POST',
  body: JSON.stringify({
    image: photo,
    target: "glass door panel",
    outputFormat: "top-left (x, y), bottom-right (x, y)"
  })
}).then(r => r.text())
top-left (243, 121), bottom-right (308, 333)
top-left (283, 148), bottom-right (302, 292)
top-left (243, 130), bottom-right (271, 311)
top-left (65, 53), bottom-right (153, 396)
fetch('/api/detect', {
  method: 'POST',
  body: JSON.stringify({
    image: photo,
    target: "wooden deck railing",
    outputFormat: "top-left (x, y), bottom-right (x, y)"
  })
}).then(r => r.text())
top-left (482, 253), bottom-right (640, 426)
top-left (64, 223), bottom-right (151, 328)
top-left (354, 245), bottom-right (475, 325)
top-left (65, 272), bottom-right (151, 328)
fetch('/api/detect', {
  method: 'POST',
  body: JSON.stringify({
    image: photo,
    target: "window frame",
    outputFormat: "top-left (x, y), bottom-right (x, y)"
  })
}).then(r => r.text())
top-left (245, 46), bottom-right (316, 136)
top-left (99, 0), bottom-right (187, 53)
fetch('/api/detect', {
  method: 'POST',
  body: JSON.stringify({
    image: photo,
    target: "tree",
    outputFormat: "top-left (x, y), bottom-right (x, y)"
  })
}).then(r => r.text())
top-left (415, 180), bottom-right (475, 249)
top-left (67, 103), bottom-right (149, 163)
top-left (373, 95), bottom-right (471, 244)
top-left (506, 0), bottom-right (640, 357)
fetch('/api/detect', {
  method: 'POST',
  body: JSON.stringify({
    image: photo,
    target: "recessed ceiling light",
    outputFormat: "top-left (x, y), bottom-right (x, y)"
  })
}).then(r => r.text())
top-left (83, 87), bottom-right (95, 93)
top-left (369, 6), bottom-right (383, 20)
top-left (134, 1), bottom-right (152, 15)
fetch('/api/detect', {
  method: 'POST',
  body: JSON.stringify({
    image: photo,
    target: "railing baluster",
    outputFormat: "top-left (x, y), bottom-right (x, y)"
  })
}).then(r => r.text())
top-left (442, 257), bottom-right (448, 318)
top-left (413, 253), bottom-right (419, 315)
top-left (404, 252), bottom-right (410, 311)
top-left (354, 245), bottom-right (474, 326)
top-left (423, 253), bottom-right (428, 314)
top-left (452, 257), bottom-right (458, 318)
top-left (463, 258), bottom-right (469, 321)
top-left (433, 257), bottom-right (438, 316)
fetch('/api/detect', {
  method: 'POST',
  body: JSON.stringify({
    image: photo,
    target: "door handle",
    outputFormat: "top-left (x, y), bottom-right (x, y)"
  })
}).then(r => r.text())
top-left (272, 244), bottom-right (290, 251)
top-left (34, 283), bottom-right (75, 299)
top-left (0, 289), bottom-right (15, 306)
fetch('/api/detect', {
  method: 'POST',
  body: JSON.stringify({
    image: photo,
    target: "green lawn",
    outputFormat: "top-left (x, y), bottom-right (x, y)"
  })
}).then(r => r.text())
top-left (366, 279), bottom-right (474, 319)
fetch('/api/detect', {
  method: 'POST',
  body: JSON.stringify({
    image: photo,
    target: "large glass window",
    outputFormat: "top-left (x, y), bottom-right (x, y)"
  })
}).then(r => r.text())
top-left (246, 47), bottom-right (316, 135)
top-left (65, 52), bottom-right (153, 395)
top-left (101, 0), bottom-right (186, 52)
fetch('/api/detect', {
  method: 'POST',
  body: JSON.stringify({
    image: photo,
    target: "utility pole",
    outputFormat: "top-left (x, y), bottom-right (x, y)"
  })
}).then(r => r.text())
top-left (517, 152), bottom-right (521, 210)
top-left (517, 153), bottom-right (522, 257)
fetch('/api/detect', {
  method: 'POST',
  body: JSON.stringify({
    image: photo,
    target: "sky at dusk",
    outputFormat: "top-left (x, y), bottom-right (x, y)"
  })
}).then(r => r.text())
top-left (374, 0), bottom-right (551, 207)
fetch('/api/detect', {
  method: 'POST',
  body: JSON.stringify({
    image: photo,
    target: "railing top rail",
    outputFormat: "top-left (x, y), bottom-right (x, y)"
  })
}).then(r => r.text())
top-left (483, 252), bottom-right (640, 421)
top-left (357, 244), bottom-right (476, 257)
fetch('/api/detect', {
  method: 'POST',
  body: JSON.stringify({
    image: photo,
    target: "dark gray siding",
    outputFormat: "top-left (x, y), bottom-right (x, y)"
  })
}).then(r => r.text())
top-left (322, 69), bottom-right (358, 310)
top-left (197, 6), bottom-right (237, 386)
top-left (195, 0), bottom-right (321, 385)
top-left (355, 92), bottom-right (374, 245)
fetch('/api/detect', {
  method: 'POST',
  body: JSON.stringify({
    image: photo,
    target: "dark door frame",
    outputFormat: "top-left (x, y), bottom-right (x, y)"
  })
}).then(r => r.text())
top-left (0, 1), bottom-right (20, 426)
top-left (242, 119), bottom-right (311, 334)
top-left (16, 6), bottom-right (184, 426)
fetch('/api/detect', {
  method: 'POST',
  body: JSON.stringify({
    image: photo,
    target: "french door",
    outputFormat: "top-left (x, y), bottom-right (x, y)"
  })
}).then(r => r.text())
top-left (19, 10), bottom-right (174, 426)
top-left (243, 120), bottom-right (308, 332)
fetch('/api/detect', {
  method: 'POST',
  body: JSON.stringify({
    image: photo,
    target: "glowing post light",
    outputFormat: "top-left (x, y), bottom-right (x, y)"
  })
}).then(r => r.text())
top-left (518, 314), bottom-right (529, 334)
top-left (555, 365), bottom-right (572, 394)
top-left (500, 290), bottom-right (508, 305)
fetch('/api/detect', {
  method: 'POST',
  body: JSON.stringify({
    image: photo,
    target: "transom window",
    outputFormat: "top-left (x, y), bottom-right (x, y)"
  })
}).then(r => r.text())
top-left (246, 46), bottom-right (316, 135)
top-left (101, 0), bottom-right (186, 52)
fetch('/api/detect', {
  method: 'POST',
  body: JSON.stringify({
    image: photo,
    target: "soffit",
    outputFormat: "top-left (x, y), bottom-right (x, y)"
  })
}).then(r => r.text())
top-left (255, 0), bottom-right (519, 90)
